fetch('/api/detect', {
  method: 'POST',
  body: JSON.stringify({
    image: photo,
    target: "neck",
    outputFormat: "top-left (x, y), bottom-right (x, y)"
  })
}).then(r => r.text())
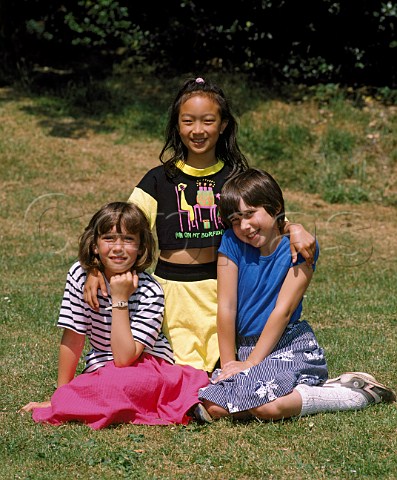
top-left (186, 153), bottom-right (218, 169)
top-left (259, 232), bottom-right (282, 257)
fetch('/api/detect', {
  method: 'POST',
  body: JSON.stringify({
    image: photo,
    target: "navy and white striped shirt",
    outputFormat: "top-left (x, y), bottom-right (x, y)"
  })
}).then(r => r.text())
top-left (58, 262), bottom-right (173, 372)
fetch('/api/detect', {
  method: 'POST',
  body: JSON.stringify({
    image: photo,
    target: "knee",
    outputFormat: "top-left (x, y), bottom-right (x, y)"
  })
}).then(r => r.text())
top-left (204, 401), bottom-right (229, 419)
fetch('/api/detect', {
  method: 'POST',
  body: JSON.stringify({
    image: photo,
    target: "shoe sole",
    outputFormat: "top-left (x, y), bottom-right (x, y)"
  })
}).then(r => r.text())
top-left (326, 371), bottom-right (396, 403)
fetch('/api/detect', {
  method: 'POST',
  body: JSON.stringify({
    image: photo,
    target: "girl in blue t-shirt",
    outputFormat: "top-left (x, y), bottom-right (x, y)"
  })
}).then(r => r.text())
top-left (199, 168), bottom-right (395, 421)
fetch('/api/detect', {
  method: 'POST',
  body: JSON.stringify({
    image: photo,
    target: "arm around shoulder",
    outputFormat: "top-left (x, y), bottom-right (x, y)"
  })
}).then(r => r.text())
top-left (284, 221), bottom-right (316, 266)
top-left (83, 268), bottom-right (108, 310)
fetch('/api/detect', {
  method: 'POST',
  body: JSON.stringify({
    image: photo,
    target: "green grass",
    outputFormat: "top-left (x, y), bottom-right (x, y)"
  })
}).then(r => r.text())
top-left (1, 72), bottom-right (397, 479)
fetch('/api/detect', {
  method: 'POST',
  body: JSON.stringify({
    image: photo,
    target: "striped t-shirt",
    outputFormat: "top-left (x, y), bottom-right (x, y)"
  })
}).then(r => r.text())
top-left (58, 262), bottom-right (173, 372)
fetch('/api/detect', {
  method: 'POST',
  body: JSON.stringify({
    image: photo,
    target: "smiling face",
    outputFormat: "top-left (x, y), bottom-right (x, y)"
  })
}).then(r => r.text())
top-left (94, 226), bottom-right (141, 280)
top-left (229, 199), bottom-right (281, 256)
top-left (178, 94), bottom-right (228, 166)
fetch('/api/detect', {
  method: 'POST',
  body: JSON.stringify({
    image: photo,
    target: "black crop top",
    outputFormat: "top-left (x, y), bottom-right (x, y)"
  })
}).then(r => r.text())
top-left (128, 160), bottom-right (231, 250)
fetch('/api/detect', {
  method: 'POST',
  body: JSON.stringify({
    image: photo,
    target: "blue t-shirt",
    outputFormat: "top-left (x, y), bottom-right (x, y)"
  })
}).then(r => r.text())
top-left (218, 231), bottom-right (319, 337)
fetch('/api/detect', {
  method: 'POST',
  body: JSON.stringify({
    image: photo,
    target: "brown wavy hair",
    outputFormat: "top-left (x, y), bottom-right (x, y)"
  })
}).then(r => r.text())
top-left (79, 202), bottom-right (154, 273)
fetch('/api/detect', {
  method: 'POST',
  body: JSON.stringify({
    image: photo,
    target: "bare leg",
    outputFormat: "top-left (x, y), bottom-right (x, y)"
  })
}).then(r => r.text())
top-left (203, 399), bottom-right (253, 421)
top-left (202, 399), bottom-right (229, 419)
top-left (203, 394), bottom-right (298, 422)
top-left (250, 389), bottom-right (302, 421)
top-left (200, 373), bottom-right (396, 423)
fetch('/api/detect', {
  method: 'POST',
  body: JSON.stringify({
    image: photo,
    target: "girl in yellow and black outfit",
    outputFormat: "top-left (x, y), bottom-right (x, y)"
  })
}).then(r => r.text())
top-left (84, 77), bottom-right (316, 372)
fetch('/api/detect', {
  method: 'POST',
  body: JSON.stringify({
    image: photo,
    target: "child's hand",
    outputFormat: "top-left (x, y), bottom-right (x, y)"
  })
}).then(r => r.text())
top-left (18, 400), bottom-right (51, 413)
top-left (212, 360), bottom-right (254, 383)
top-left (84, 269), bottom-right (108, 310)
top-left (287, 223), bottom-right (316, 266)
top-left (109, 270), bottom-right (139, 301)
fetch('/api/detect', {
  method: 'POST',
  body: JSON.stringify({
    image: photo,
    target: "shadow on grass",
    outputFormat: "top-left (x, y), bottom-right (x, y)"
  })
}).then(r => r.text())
top-left (3, 66), bottom-right (397, 142)
top-left (28, 72), bottom-right (180, 140)
top-left (1, 70), bottom-right (284, 141)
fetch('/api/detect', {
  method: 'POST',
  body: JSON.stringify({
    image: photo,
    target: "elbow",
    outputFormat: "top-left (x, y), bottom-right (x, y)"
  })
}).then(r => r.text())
top-left (113, 353), bottom-right (136, 368)
top-left (114, 361), bottom-right (130, 368)
top-left (113, 358), bottom-right (133, 368)
top-left (273, 305), bottom-right (293, 324)
top-left (111, 340), bottom-right (143, 367)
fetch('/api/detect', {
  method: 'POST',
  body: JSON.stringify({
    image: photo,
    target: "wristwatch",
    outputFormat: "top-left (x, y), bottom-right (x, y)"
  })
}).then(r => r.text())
top-left (112, 301), bottom-right (128, 309)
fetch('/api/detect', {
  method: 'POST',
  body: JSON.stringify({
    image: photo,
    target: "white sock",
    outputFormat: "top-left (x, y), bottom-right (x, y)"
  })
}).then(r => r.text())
top-left (295, 384), bottom-right (370, 416)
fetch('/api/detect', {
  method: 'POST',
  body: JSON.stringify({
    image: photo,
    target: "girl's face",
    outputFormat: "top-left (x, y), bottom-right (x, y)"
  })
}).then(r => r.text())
top-left (94, 226), bottom-right (141, 279)
top-left (178, 95), bottom-right (228, 163)
top-left (229, 199), bottom-right (281, 256)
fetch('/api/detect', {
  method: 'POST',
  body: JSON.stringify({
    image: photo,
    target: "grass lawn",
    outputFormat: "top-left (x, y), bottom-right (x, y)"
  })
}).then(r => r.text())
top-left (1, 74), bottom-right (396, 479)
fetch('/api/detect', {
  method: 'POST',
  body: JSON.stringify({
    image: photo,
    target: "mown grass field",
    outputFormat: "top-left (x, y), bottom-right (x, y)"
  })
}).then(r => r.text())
top-left (1, 73), bottom-right (396, 479)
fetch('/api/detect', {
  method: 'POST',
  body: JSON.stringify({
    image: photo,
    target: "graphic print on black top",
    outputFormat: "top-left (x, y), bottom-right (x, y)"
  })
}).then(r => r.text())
top-left (133, 162), bottom-right (231, 250)
top-left (174, 179), bottom-right (224, 237)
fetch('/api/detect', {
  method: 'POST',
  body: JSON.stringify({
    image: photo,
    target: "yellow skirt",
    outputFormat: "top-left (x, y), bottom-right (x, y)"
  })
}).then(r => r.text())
top-left (153, 274), bottom-right (219, 372)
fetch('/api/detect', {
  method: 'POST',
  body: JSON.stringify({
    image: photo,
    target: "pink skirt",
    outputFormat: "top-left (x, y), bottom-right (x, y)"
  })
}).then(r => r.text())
top-left (32, 353), bottom-right (209, 429)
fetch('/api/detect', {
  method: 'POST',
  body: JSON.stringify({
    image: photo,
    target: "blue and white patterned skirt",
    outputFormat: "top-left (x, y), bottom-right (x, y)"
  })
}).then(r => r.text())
top-left (198, 320), bottom-right (328, 413)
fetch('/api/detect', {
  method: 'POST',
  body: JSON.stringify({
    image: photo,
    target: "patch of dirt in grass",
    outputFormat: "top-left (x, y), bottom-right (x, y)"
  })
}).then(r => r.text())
top-left (285, 189), bottom-right (396, 267)
top-left (1, 86), bottom-right (396, 274)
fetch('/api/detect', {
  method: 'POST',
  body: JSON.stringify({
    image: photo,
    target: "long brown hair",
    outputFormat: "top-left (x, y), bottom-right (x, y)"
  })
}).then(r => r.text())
top-left (159, 77), bottom-right (249, 178)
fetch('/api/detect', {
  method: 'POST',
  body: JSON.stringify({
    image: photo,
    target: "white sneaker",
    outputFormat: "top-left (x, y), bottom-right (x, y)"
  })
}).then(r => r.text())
top-left (325, 372), bottom-right (396, 404)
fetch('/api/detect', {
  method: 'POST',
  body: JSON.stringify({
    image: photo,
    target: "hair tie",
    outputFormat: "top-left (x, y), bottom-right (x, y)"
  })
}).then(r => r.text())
top-left (195, 77), bottom-right (205, 84)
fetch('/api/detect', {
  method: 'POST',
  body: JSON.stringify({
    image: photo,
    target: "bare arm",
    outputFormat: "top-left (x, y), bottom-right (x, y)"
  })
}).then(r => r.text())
top-left (246, 262), bottom-right (313, 365)
top-left (216, 253), bottom-right (238, 367)
top-left (83, 268), bottom-right (108, 310)
top-left (109, 271), bottom-right (145, 367)
top-left (284, 222), bottom-right (316, 266)
top-left (19, 328), bottom-right (85, 413)
top-left (57, 328), bottom-right (86, 387)
top-left (217, 261), bottom-right (314, 380)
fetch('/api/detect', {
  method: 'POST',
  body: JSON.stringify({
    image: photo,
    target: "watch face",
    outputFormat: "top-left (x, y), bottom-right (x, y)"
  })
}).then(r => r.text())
top-left (114, 301), bottom-right (128, 308)
top-left (105, 301), bottom-right (128, 311)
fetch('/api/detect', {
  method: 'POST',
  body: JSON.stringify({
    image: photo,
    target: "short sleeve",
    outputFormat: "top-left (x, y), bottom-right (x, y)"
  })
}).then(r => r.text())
top-left (129, 272), bottom-right (165, 350)
top-left (57, 263), bottom-right (90, 335)
top-left (218, 229), bottom-right (242, 266)
top-left (128, 186), bottom-right (158, 231)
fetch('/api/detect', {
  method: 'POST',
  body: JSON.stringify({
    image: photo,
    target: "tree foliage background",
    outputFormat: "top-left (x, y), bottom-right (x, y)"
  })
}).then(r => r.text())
top-left (0, 0), bottom-right (396, 87)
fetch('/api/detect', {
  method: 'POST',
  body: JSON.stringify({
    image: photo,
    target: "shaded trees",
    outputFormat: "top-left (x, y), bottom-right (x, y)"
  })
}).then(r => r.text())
top-left (1, 0), bottom-right (396, 86)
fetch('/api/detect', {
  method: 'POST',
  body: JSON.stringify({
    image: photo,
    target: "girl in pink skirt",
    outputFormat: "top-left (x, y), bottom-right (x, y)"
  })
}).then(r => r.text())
top-left (20, 201), bottom-right (209, 429)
